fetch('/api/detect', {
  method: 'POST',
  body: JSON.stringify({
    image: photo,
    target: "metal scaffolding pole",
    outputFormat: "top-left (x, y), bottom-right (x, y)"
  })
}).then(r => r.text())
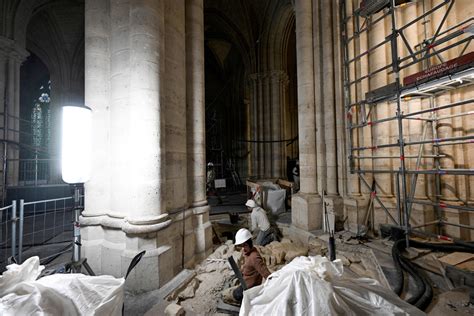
top-left (340, 0), bottom-right (472, 243)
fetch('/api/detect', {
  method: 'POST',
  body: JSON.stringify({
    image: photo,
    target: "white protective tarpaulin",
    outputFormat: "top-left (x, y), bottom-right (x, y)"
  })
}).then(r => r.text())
top-left (240, 255), bottom-right (425, 316)
top-left (0, 257), bottom-right (124, 316)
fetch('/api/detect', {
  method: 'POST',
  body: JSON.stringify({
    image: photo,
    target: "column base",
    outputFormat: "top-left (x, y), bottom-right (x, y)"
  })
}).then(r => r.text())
top-left (322, 194), bottom-right (344, 231)
top-left (191, 204), bottom-right (213, 261)
top-left (291, 193), bottom-right (322, 232)
top-left (81, 206), bottom-right (213, 293)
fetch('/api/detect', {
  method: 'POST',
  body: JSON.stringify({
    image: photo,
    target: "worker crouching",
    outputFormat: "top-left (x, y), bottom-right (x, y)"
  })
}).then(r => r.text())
top-left (223, 228), bottom-right (271, 305)
top-left (246, 199), bottom-right (274, 246)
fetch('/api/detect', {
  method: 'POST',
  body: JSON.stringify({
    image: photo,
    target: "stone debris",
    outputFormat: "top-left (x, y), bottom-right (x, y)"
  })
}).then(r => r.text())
top-left (427, 287), bottom-right (474, 315)
top-left (349, 263), bottom-right (368, 277)
top-left (256, 239), bottom-right (309, 270)
top-left (173, 234), bottom-right (402, 314)
top-left (337, 253), bottom-right (351, 266)
top-left (308, 237), bottom-right (326, 256)
top-left (340, 251), bottom-right (361, 264)
top-left (164, 303), bottom-right (185, 316)
top-left (177, 278), bottom-right (200, 300)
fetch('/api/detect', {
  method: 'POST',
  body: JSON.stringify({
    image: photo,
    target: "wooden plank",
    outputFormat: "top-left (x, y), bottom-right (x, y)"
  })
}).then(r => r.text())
top-left (438, 252), bottom-right (474, 266)
top-left (413, 254), bottom-right (444, 275)
top-left (456, 259), bottom-right (474, 271)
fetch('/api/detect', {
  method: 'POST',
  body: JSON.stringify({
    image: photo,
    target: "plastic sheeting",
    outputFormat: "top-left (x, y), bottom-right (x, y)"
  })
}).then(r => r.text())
top-left (240, 255), bottom-right (425, 316)
top-left (266, 189), bottom-right (286, 215)
top-left (0, 257), bottom-right (124, 316)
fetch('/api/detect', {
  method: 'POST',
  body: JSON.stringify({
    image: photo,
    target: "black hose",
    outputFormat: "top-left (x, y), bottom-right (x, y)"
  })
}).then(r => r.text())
top-left (391, 239), bottom-right (405, 295)
top-left (393, 240), bottom-right (426, 305)
top-left (409, 239), bottom-right (474, 253)
top-left (413, 267), bottom-right (433, 311)
top-left (391, 236), bottom-right (474, 311)
top-left (453, 239), bottom-right (474, 251)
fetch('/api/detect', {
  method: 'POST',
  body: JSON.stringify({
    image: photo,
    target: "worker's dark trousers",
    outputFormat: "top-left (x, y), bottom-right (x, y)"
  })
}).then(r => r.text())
top-left (256, 228), bottom-right (274, 246)
top-left (232, 286), bottom-right (244, 302)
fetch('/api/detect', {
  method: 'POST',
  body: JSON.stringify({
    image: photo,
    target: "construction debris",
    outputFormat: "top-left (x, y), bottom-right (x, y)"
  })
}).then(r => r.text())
top-left (427, 287), bottom-right (474, 315)
top-left (164, 303), bottom-right (185, 316)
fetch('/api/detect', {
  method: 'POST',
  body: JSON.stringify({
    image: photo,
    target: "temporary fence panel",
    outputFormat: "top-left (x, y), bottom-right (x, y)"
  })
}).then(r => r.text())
top-left (0, 202), bottom-right (17, 272)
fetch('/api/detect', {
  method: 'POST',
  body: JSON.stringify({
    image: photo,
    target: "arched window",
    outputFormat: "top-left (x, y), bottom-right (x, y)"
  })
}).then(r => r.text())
top-left (31, 86), bottom-right (51, 149)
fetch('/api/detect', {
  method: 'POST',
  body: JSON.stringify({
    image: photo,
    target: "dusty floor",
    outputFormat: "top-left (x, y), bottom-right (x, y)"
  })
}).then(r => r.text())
top-left (137, 225), bottom-right (474, 316)
top-left (13, 208), bottom-right (473, 315)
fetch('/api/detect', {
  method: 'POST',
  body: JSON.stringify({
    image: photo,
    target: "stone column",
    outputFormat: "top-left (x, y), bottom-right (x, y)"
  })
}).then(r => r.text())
top-left (0, 37), bottom-right (28, 189)
top-left (83, 0), bottom-right (174, 292)
top-left (247, 71), bottom-right (289, 179)
top-left (321, 3), bottom-right (337, 196)
top-left (270, 71), bottom-right (286, 178)
top-left (369, 6), bottom-right (392, 201)
top-left (82, 0), bottom-right (110, 271)
top-left (185, 0), bottom-right (211, 262)
top-left (248, 74), bottom-right (259, 177)
top-left (291, 0), bottom-right (322, 233)
top-left (47, 80), bottom-right (65, 185)
top-left (320, 0), bottom-right (343, 220)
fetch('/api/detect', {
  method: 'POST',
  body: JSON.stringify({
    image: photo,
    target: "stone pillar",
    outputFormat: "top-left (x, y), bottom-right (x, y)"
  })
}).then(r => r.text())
top-left (368, 6), bottom-right (393, 199)
top-left (248, 75), bottom-right (259, 177)
top-left (83, 0), bottom-right (110, 219)
top-left (0, 37), bottom-right (28, 190)
top-left (185, 0), bottom-right (211, 262)
top-left (83, 0), bottom-right (174, 292)
top-left (47, 80), bottom-right (64, 185)
top-left (291, 0), bottom-right (322, 232)
top-left (270, 71), bottom-right (287, 178)
top-left (321, 3), bottom-right (337, 196)
top-left (263, 74), bottom-right (272, 178)
top-left (320, 0), bottom-right (343, 219)
top-left (248, 71), bottom-right (288, 179)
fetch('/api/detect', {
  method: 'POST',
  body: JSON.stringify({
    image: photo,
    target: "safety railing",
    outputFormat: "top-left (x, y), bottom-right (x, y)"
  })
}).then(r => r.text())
top-left (0, 194), bottom-right (84, 272)
top-left (0, 202), bottom-right (17, 271)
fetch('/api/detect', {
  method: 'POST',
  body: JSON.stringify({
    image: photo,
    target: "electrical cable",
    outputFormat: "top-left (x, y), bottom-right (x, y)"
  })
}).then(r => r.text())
top-left (391, 236), bottom-right (474, 310)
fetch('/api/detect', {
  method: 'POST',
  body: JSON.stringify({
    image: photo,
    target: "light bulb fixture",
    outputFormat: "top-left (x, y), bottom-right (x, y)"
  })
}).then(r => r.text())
top-left (61, 105), bottom-right (92, 184)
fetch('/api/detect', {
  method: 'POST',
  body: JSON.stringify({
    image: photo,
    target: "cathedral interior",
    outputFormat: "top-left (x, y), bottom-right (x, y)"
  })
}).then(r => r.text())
top-left (0, 0), bottom-right (473, 314)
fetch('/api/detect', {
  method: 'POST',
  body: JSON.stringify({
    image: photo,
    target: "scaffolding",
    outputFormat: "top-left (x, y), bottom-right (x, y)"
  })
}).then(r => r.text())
top-left (340, 0), bottom-right (474, 245)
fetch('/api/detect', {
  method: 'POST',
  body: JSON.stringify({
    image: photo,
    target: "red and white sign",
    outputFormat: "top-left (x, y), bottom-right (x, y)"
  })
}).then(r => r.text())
top-left (403, 51), bottom-right (474, 87)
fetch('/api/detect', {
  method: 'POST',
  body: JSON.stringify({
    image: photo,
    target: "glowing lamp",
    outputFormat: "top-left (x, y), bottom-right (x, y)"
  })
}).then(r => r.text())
top-left (61, 105), bottom-right (92, 184)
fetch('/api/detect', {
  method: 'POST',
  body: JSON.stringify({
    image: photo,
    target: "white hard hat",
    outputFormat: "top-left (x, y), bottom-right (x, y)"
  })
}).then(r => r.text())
top-left (207, 162), bottom-right (214, 167)
top-left (235, 228), bottom-right (252, 245)
top-left (245, 199), bottom-right (256, 208)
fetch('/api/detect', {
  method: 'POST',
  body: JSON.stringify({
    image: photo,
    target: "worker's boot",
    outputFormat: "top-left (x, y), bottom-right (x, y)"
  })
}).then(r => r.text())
top-left (222, 286), bottom-right (240, 306)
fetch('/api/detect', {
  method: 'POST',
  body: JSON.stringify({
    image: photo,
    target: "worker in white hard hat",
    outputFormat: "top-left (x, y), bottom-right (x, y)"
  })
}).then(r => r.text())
top-left (245, 199), bottom-right (274, 246)
top-left (222, 228), bottom-right (271, 305)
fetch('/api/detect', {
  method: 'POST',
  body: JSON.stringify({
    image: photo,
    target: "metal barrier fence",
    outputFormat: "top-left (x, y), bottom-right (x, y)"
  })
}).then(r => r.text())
top-left (0, 194), bottom-right (83, 272)
top-left (0, 202), bottom-right (17, 271)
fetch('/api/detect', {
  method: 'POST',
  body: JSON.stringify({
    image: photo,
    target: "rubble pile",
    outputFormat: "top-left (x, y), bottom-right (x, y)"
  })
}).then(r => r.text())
top-left (256, 238), bottom-right (309, 271)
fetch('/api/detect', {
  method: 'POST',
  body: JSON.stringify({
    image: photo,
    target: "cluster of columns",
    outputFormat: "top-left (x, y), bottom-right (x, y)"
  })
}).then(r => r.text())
top-left (0, 37), bottom-right (28, 191)
top-left (291, 0), bottom-right (344, 234)
top-left (248, 70), bottom-right (289, 179)
top-left (82, 0), bottom-right (211, 292)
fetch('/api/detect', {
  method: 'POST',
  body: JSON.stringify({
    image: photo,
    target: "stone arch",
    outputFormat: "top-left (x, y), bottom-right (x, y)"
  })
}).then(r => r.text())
top-left (12, 0), bottom-right (56, 46)
top-left (204, 8), bottom-right (252, 180)
top-left (204, 8), bottom-right (254, 74)
top-left (259, 1), bottom-right (295, 72)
